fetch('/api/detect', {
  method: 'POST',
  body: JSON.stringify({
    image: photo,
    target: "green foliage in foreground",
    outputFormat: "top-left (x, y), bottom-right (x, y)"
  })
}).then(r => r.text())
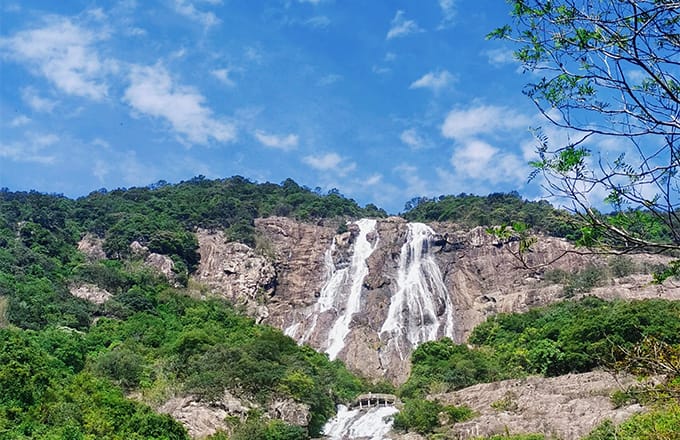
top-left (0, 328), bottom-right (188, 439)
top-left (392, 398), bottom-right (473, 435)
top-left (584, 403), bottom-right (680, 440)
top-left (84, 291), bottom-right (363, 437)
top-left (401, 297), bottom-right (680, 398)
top-left (0, 252), bottom-right (364, 439)
top-left (0, 284), bottom-right (364, 438)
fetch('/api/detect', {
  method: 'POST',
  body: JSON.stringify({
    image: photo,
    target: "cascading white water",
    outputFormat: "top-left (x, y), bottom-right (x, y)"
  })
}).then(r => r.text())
top-left (284, 219), bottom-right (379, 360)
top-left (325, 218), bottom-right (379, 360)
top-left (380, 222), bottom-right (454, 359)
top-left (322, 405), bottom-right (398, 440)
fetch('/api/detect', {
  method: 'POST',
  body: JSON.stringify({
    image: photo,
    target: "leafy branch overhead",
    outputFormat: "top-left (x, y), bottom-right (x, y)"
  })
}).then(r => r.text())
top-left (489, 0), bottom-right (680, 271)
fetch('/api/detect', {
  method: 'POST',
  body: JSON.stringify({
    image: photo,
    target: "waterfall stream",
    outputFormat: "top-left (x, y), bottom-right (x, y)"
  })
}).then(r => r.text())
top-left (380, 222), bottom-right (454, 359)
top-left (285, 219), bottom-right (379, 360)
top-left (322, 405), bottom-right (398, 440)
top-left (324, 218), bottom-right (379, 359)
top-left (285, 219), bottom-right (454, 365)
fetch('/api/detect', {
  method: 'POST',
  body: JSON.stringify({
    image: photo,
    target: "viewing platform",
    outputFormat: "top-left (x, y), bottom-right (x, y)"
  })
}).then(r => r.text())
top-left (350, 393), bottom-right (398, 410)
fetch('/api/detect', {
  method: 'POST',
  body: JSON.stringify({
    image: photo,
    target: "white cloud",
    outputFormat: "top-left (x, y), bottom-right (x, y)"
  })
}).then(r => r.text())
top-left (450, 139), bottom-right (497, 176)
top-left (441, 104), bottom-right (531, 140)
top-left (365, 174), bottom-right (382, 186)
top-left (9, 115), bottom-right (31, 127)
top-left (244, 46), bottom-right (263, 63)
top-left (124, 63), bottom-right (236, 145)
top-left (125, 27), bottom-right (147, 36)
top-left (91, 138), bottom-right (111, 149)
top-left (438, 0), bottom-right (457, 25)
top-left (21, 87), bottom-right (57, 112)
top-left (409, 70), bottom-right (455, 93)
top-left (0, 132), bottom-right (59, 164)
top-left (254, 131), bottom-right (299, 151)
top-left (92, 159), bottom-right (110, 181)
top-left (303, 152), bottom-right (356, 175)
top-left (211, 68), bottom-right (236, 86)
top-left (394, 164), bottom-right (428, 196)
top-left (450, 140), bottom-right (527, 184)
top-left (306, 16), bottom-right (331, 28)
top-left (174, 0), bottom-right (221, 28)
top-left (485, 48), bottom-right (516, 67)
top-left (317, 73), bottom-right (342, 86)
top-left (372, 65), bottom-right (391, 75)
top-left (400, 128), bottom-right (427, 150)
top-left (386, 10), bottom-right (423, 40)
top-left (1, 17), bottom-right (112, 100)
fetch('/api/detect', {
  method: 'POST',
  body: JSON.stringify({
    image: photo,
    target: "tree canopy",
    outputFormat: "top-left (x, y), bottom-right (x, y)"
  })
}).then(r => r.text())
top-left (490, 0), bottom-right (680, 269)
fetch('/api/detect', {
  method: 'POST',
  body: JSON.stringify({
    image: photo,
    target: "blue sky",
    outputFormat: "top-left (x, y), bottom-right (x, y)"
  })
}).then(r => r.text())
top-left (1, 0), bottom-right (558, 213)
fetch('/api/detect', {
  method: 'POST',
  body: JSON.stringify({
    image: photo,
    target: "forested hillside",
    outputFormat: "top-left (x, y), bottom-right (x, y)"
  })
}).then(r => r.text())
top-left (402, 192), bottom-right (577, 237)
top-left (0, 177), bottom-right (382, 439)
top-left (1, 178), bottom-right (679, 439)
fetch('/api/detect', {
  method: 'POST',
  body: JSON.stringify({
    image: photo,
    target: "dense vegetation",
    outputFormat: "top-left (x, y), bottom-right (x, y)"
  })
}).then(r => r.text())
top-left (400, 297), bottom-right (680, 398)
top-left (402, 192), bottom-right (577, 237)
top-left (2, 179), bottom-right (679, 438)
top-left (1, 260), bottom-right (364, 438)
top-left (0, 178), bottom-right (383, 439)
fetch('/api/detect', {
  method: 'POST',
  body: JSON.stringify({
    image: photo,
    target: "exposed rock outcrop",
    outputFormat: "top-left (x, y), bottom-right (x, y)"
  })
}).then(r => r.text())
top-left (77, 233), bottom-right (106, 261)
top-left (193, 229), bottom-right (276, 320)
top-left (436, 371), bottom-right (644, 440)
top-left (158, 392), bottom-right (309, 439)
top-left (69, 283), bottom-right (112, 304)
top-left (191, 217), bottom-right (680, 385)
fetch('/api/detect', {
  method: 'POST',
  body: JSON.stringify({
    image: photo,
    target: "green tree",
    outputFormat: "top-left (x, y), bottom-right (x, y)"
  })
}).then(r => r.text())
top-left (490, 1), bottom-right (680, 274)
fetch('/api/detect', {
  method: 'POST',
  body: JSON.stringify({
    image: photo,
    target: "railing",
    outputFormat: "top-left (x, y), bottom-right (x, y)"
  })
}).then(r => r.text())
top-left (350, 393), bottom-right (398, 410)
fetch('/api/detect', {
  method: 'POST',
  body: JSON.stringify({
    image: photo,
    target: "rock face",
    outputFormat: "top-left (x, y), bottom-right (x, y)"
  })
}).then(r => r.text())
top-left (77, 233), bottom-right (106, 261)
top-left (188, 217), bottom-right (680, 385)
top-left (158, 393), bottom-right (309, 439)
top-left (69, 283), bottom-right (112, 304)
top-left (193, 229), bottom-right (277, 320)
top-left (436, 371), bottom-right (644, 440)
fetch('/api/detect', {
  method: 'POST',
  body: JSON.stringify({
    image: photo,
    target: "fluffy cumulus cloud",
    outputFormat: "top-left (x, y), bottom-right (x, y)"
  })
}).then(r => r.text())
top-left (124, 63), bottom-right (236, 145)
top-left (440, 104), bottom-right (534, 186)
top-left (210, 68), bottom-right (235, 86)
top-left (441, 105), bottom-right (531, 140)
top-left (174, 0), bottom-right (221, 28)
top-left (254, 130), bottom-right (299, 151)
top-left (1, 17), bottom-right (113, 100)
top-left (400, 128), bottom-right (427, 150)
top-left (303, 152), bottom-right (356, 175)
top-left (450, 139), bottom-right (497, 176)
top-left (438, 0), bottom-right (457, 25)
top-left (409, 70), bottom-right (455, 93)
top-left (386, 10), bottom-right (423, 40)
top-left (21, 87), bottom-right (58, 112)
top-left (485, 48), bottom-right (516, 67)
top-left (0, 132), bottom-right (59, 164)
top-left (9, 115), bottom-right (31, 127)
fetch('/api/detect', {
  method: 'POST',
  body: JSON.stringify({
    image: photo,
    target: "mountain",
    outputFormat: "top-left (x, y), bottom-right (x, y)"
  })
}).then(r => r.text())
top-left (2, 177), bottom-right (680, 439)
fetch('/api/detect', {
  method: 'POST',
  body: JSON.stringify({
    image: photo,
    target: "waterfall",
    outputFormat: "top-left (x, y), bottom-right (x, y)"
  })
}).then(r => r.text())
top-left (325, 218), bottom-right (379, 360)
top-left (285, 219), bottom-right (379, 361)
top-left (322, 405), bottom-right (398, 440)
top-left (380, 222), bottom-right (454, 359)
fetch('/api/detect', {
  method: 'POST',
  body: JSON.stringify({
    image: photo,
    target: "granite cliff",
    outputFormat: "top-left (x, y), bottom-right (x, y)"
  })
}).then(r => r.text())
top-left (189, 216), bottom-right (680, 385)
